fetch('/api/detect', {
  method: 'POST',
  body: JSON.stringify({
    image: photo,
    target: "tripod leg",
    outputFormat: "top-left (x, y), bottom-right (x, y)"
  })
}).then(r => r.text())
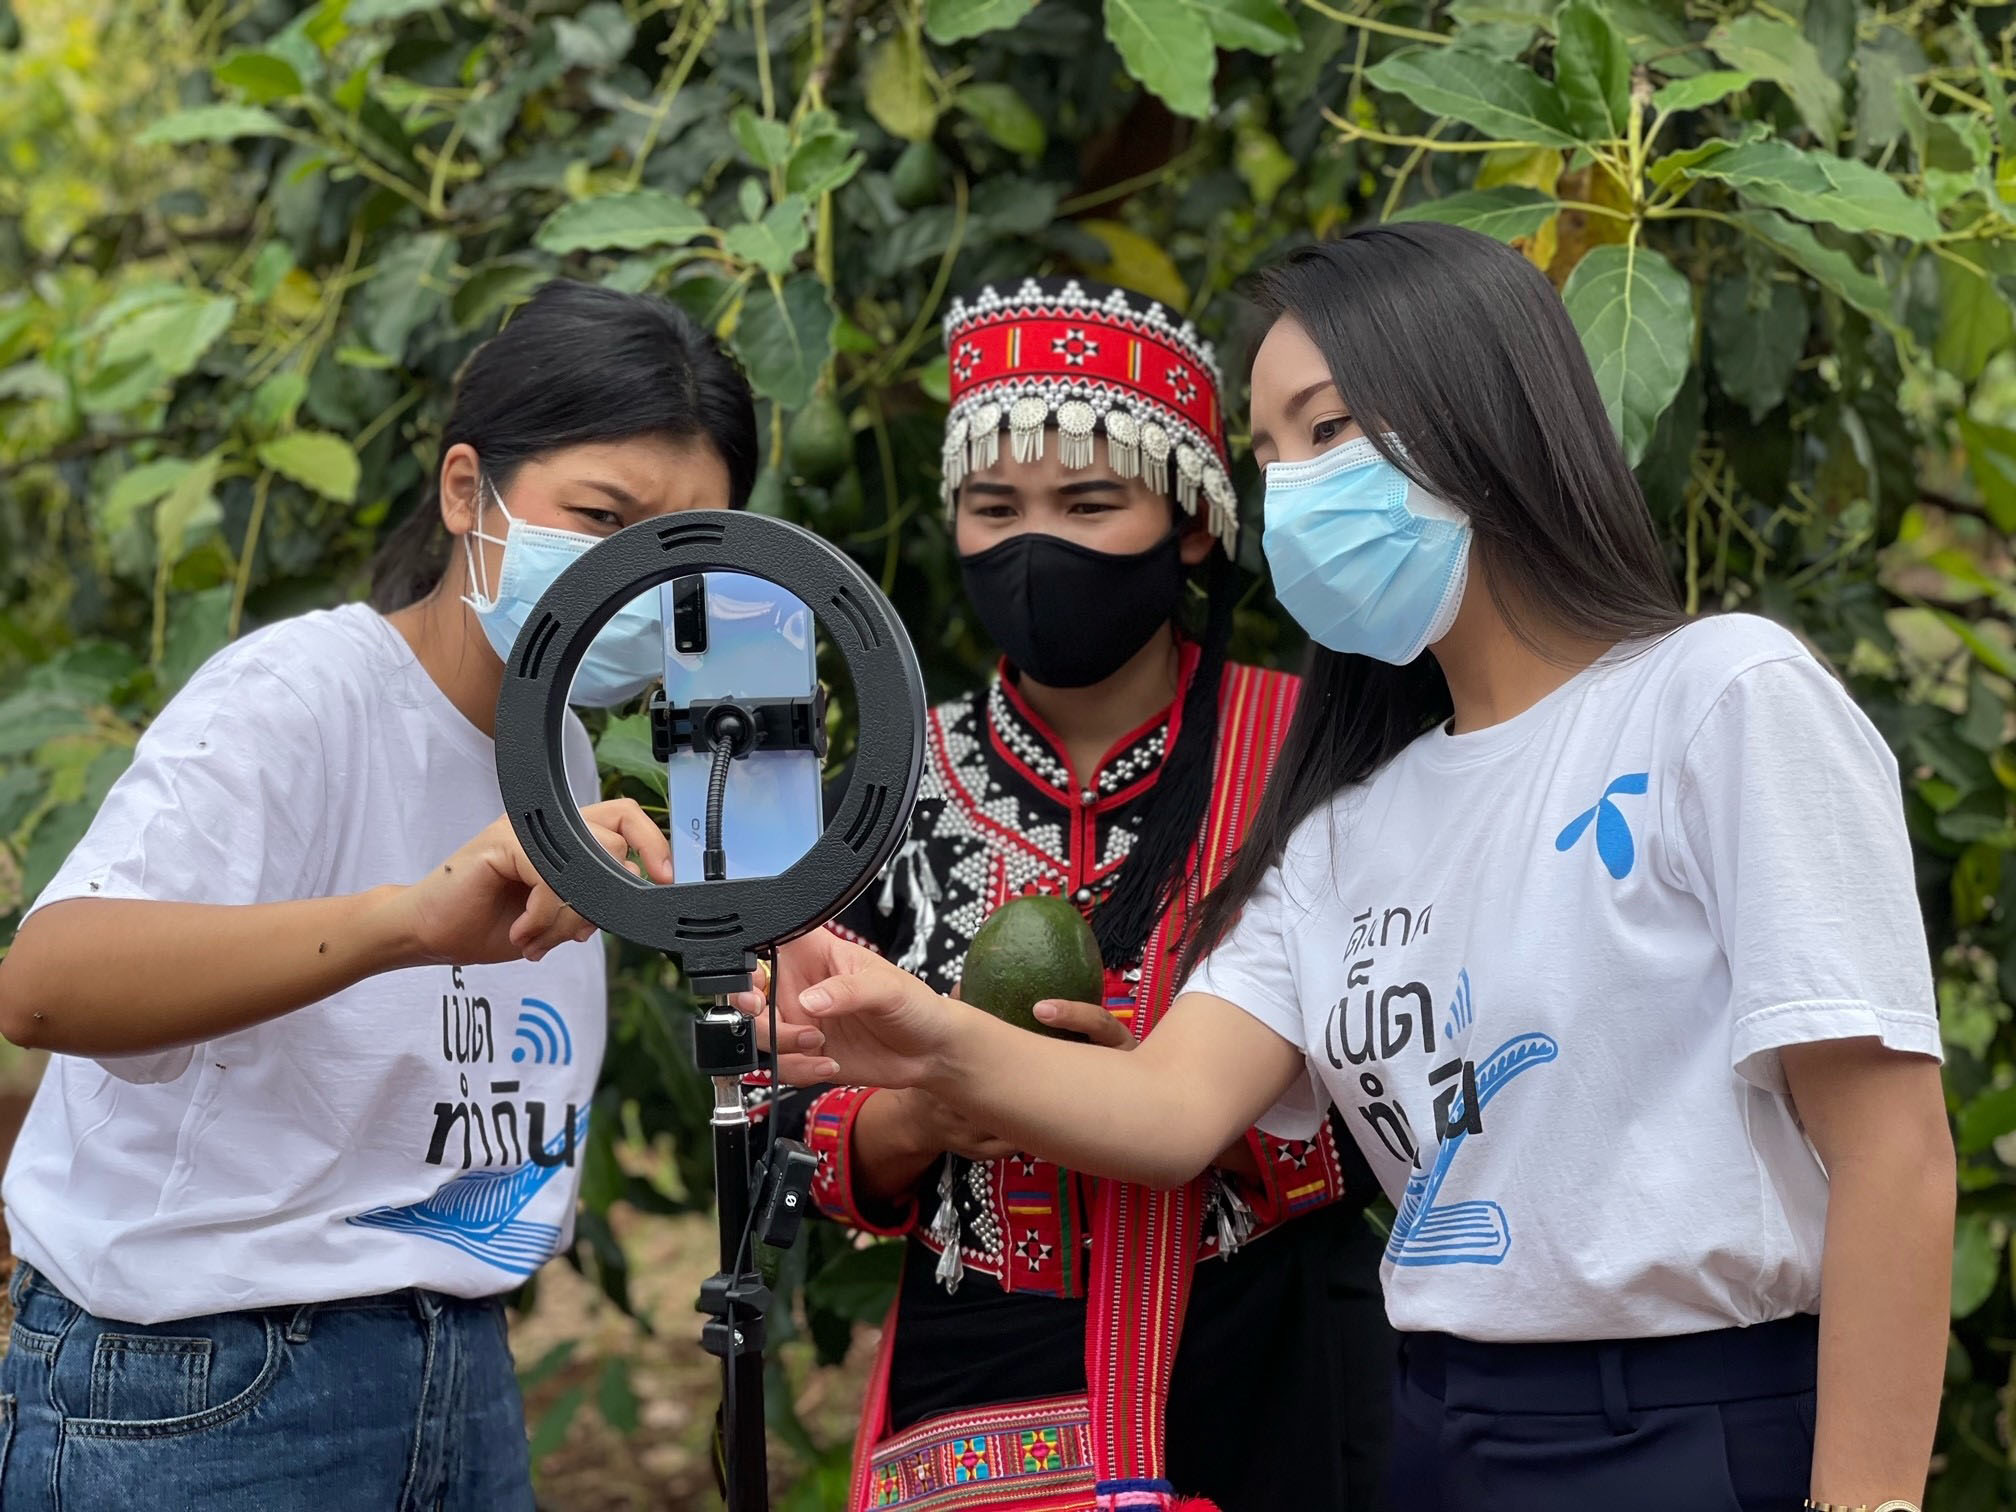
top-left (710, 1097), bottom-right (770, 1512)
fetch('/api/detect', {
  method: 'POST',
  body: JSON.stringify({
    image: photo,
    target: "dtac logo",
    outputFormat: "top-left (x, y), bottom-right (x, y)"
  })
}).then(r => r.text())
top-left (511, 999), bottom-right (574, 1066)
top-left (1555, 773), bottom-right (1649, 880)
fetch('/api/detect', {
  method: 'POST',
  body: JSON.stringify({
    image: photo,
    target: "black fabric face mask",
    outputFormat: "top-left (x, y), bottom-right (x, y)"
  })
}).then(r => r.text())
top-left (959, 531), bottom-right (1186, 689)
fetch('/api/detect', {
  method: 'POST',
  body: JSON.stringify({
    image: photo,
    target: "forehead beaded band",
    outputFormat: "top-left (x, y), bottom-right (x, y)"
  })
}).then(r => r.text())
top-left (940, 276), bottom-right (1239, 554)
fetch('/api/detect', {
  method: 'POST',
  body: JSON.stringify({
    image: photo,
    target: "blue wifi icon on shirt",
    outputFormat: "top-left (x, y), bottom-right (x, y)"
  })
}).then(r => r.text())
top-left (1554, 773), bottom-right (1650, 880)
top-left (511, 998), bottom-right (574, 1066)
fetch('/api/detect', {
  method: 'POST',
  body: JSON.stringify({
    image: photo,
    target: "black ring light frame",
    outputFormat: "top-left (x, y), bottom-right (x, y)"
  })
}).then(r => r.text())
top-left (495, 509), bottom-right (925, 986)
top-left (494, 510), bottom-right (926, 1512)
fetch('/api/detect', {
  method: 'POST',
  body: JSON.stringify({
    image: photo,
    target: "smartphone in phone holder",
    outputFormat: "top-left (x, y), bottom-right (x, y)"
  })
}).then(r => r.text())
top-left (493, 512), bottom-right (925, 1512)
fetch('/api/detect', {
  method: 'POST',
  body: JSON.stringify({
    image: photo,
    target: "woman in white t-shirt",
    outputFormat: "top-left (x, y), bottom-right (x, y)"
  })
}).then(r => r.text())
top-left (0, 280), bottom-right (751, 1511)
top-left (748, 225), bottom-right (1953, 1512)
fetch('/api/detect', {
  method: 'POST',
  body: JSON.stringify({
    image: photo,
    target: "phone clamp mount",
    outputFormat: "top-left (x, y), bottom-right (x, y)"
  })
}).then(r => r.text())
top-left (648, 689), bottom-right (830, 760)
top-left (493, 511), bottom-right (926, 1512)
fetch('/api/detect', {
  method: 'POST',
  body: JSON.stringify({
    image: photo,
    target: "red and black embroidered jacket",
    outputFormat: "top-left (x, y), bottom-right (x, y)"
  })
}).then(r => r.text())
top-left (797, 650), bottom-right (1357, 1292)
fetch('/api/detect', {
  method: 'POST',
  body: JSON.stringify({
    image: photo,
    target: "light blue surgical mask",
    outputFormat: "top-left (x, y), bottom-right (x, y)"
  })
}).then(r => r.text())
top-left (1261, 434), bottom-right (1472, 665)
top-left (462, 482), bottom-right (662, 707)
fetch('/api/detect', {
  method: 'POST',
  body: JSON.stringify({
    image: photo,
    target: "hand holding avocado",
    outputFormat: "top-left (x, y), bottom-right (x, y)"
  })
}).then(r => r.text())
top-left (960, 895), bottom-right (1118, 1044)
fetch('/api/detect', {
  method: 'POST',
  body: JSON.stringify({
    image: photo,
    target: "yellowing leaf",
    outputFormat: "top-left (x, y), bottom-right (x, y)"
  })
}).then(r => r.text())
top-left (1474, 147), bottom-right (1563, 270)
top-left (1077, 220), bottom-right (1188, 309)
top-left (270, 267), bottom-right (322, 323)
top-left (1475, 145), bottom-right (1562, 195)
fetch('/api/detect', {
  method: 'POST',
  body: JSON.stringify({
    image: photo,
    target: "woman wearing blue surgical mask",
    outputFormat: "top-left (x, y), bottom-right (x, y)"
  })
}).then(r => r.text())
top-left (0, 280), bottom-right (755, 1512)
top-left (744, 224), bottom-right (1953, 1512)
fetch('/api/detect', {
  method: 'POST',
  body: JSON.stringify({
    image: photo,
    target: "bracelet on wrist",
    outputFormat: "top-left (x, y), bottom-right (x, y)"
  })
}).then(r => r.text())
top-left (1803, 1499), bottom-right (1921, 1512)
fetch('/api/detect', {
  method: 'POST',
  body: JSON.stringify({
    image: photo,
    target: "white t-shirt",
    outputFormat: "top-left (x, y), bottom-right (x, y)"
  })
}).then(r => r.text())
top-left (1187, 614), bottom-right (1939, 1343)
top-left (3, 604), bottom-right (607, 1324)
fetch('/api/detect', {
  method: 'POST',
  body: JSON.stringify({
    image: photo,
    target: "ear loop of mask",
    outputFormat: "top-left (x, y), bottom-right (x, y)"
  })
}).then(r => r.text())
top-left (461, 477), bottom-right (514, 610)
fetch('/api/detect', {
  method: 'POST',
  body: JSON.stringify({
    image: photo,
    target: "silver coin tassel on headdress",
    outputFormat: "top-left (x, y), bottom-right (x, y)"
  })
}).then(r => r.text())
top-left (940, 401), bottom-right (1234, 555)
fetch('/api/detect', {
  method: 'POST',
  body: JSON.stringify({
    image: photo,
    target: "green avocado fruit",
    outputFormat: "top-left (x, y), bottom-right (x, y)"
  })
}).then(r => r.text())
top-left (959, 893), bottom-right (1105, 1041)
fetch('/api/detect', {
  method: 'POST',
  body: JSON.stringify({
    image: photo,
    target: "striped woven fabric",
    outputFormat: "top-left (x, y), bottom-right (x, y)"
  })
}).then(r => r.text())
top-left (864, 1393), bottom-right (1094, 1511)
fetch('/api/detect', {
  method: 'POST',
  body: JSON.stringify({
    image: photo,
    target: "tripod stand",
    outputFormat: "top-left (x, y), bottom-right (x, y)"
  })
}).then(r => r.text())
top-left (692, 987), bottom-right (817, 1512)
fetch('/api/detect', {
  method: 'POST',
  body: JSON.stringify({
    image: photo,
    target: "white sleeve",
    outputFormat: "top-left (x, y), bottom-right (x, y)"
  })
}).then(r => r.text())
top-left (1669, 650), bottom-right (1941, 1093)
top-left (1182, 830), bottom-right (1331, 1140)
top-left (25, 653), bottom-right (331, 1084)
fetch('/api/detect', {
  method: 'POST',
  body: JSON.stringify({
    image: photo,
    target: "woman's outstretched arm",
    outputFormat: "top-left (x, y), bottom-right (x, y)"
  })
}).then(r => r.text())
top-left (0, 801), bottom-right (672, 1056)
top-left (749, 930), bottom-right (1307, 1189)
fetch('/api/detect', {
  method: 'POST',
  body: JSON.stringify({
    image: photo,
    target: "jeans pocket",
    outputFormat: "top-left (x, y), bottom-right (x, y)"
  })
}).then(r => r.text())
top-left (66, 1316), bottom-right (281, 1441)
top-left (89, 1334), bottom-right (211, 1423)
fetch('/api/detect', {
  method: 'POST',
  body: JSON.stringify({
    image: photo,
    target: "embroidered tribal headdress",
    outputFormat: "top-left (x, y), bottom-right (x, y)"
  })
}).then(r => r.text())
top-left (941, 276), bottom-right (1239, 553)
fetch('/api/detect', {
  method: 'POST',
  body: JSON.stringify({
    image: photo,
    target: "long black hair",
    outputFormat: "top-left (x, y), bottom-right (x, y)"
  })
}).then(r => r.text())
top-left (1092, 541), bottom-right (1236, 967)
top-left (1182, 222), bottom-right (1686, 972)
top-left (369, 279), bottom-right (759, 611)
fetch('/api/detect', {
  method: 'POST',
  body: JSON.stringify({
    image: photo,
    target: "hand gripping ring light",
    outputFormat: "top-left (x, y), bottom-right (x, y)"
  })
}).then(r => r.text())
top-left (494, 511), bottom-right (926, 1512)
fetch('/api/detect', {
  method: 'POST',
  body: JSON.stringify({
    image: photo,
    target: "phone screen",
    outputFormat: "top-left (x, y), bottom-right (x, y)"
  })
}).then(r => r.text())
top-left (659, 573), bottom-right (824, 881)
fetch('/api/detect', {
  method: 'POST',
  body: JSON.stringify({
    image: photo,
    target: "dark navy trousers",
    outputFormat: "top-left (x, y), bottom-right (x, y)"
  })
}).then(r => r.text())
top-left (1387, 1313), bottom-right (1817, 1512)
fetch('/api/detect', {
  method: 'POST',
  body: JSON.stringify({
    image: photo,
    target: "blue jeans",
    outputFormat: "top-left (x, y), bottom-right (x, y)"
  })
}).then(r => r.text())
top-left (0, 1262), bottom-right (535, 1512)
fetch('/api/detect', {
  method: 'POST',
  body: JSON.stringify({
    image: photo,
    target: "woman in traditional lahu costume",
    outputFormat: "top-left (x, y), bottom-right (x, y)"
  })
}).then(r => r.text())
top-left (776, 278), bottom-right (1393, 1512)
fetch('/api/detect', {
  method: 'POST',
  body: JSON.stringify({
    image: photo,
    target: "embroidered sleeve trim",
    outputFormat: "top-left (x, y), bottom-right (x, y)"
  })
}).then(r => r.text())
top-left (806, 1086), bottom-right (917, 1236)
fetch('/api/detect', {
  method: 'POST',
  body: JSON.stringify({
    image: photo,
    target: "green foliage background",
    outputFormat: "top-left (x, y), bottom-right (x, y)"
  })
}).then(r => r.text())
top-left (2, 0), bottom-right (2015, 1502)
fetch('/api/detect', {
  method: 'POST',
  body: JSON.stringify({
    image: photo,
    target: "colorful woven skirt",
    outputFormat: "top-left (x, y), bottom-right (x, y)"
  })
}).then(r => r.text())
top-left (863, 1393), bottom-right (1095, 1511)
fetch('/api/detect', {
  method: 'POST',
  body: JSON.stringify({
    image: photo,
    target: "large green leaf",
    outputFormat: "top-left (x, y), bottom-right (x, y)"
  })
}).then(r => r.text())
top-left (733, 277), bottom-right (837, 410)
top-left (1365, 47), bottom-right (1578, 148)
top-left (1390, 186), bottom-right (1558, 242)
top-left (722, 195), bottom-right (812, 275)
top-left (1728, 211), bottom-right (1892, 329)
top-left (1190, 0), bottom-right (1299, 56)
top-left (1554, 0), bottom-right (1631, 145)
top-left (1957, 417), bottom-right (2016, 534)
top-left (102, 293), bottom-right (238, 379)
top-left (258, 431), bottom-right (361, 504)
top-left (535, 192), bottom-right (710, 255)
top-left (214, 50), bottom-right (305, 104)
top-left (355, 233), bottom-right (456, 359)
top-left (1706, 276), bottom-right (1807, 422)
top-left (1953, 1213), bottom-right (2003, 1318)
top-left (137, 104), bottom-right (292, 146)
top-left (596, 714), bottom-right (668, 799)
top-left (1684, 138), bottom-right (1938, 241)
top-left (1852, 31), bottom-right (1928, 154)
top-left (1560, 243), bottom-right (1695, 465)
top-left (924, 0), bottom-right (1036, 44)
top-left (1707, 14), bottom-right (1843, 143)
top-left (1649, 71), bottom-right (1754, 118)
top-left (1105, 0), bottom-right (1217, 121)
top-left (1936, 247), bottom-right (2016, 385)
